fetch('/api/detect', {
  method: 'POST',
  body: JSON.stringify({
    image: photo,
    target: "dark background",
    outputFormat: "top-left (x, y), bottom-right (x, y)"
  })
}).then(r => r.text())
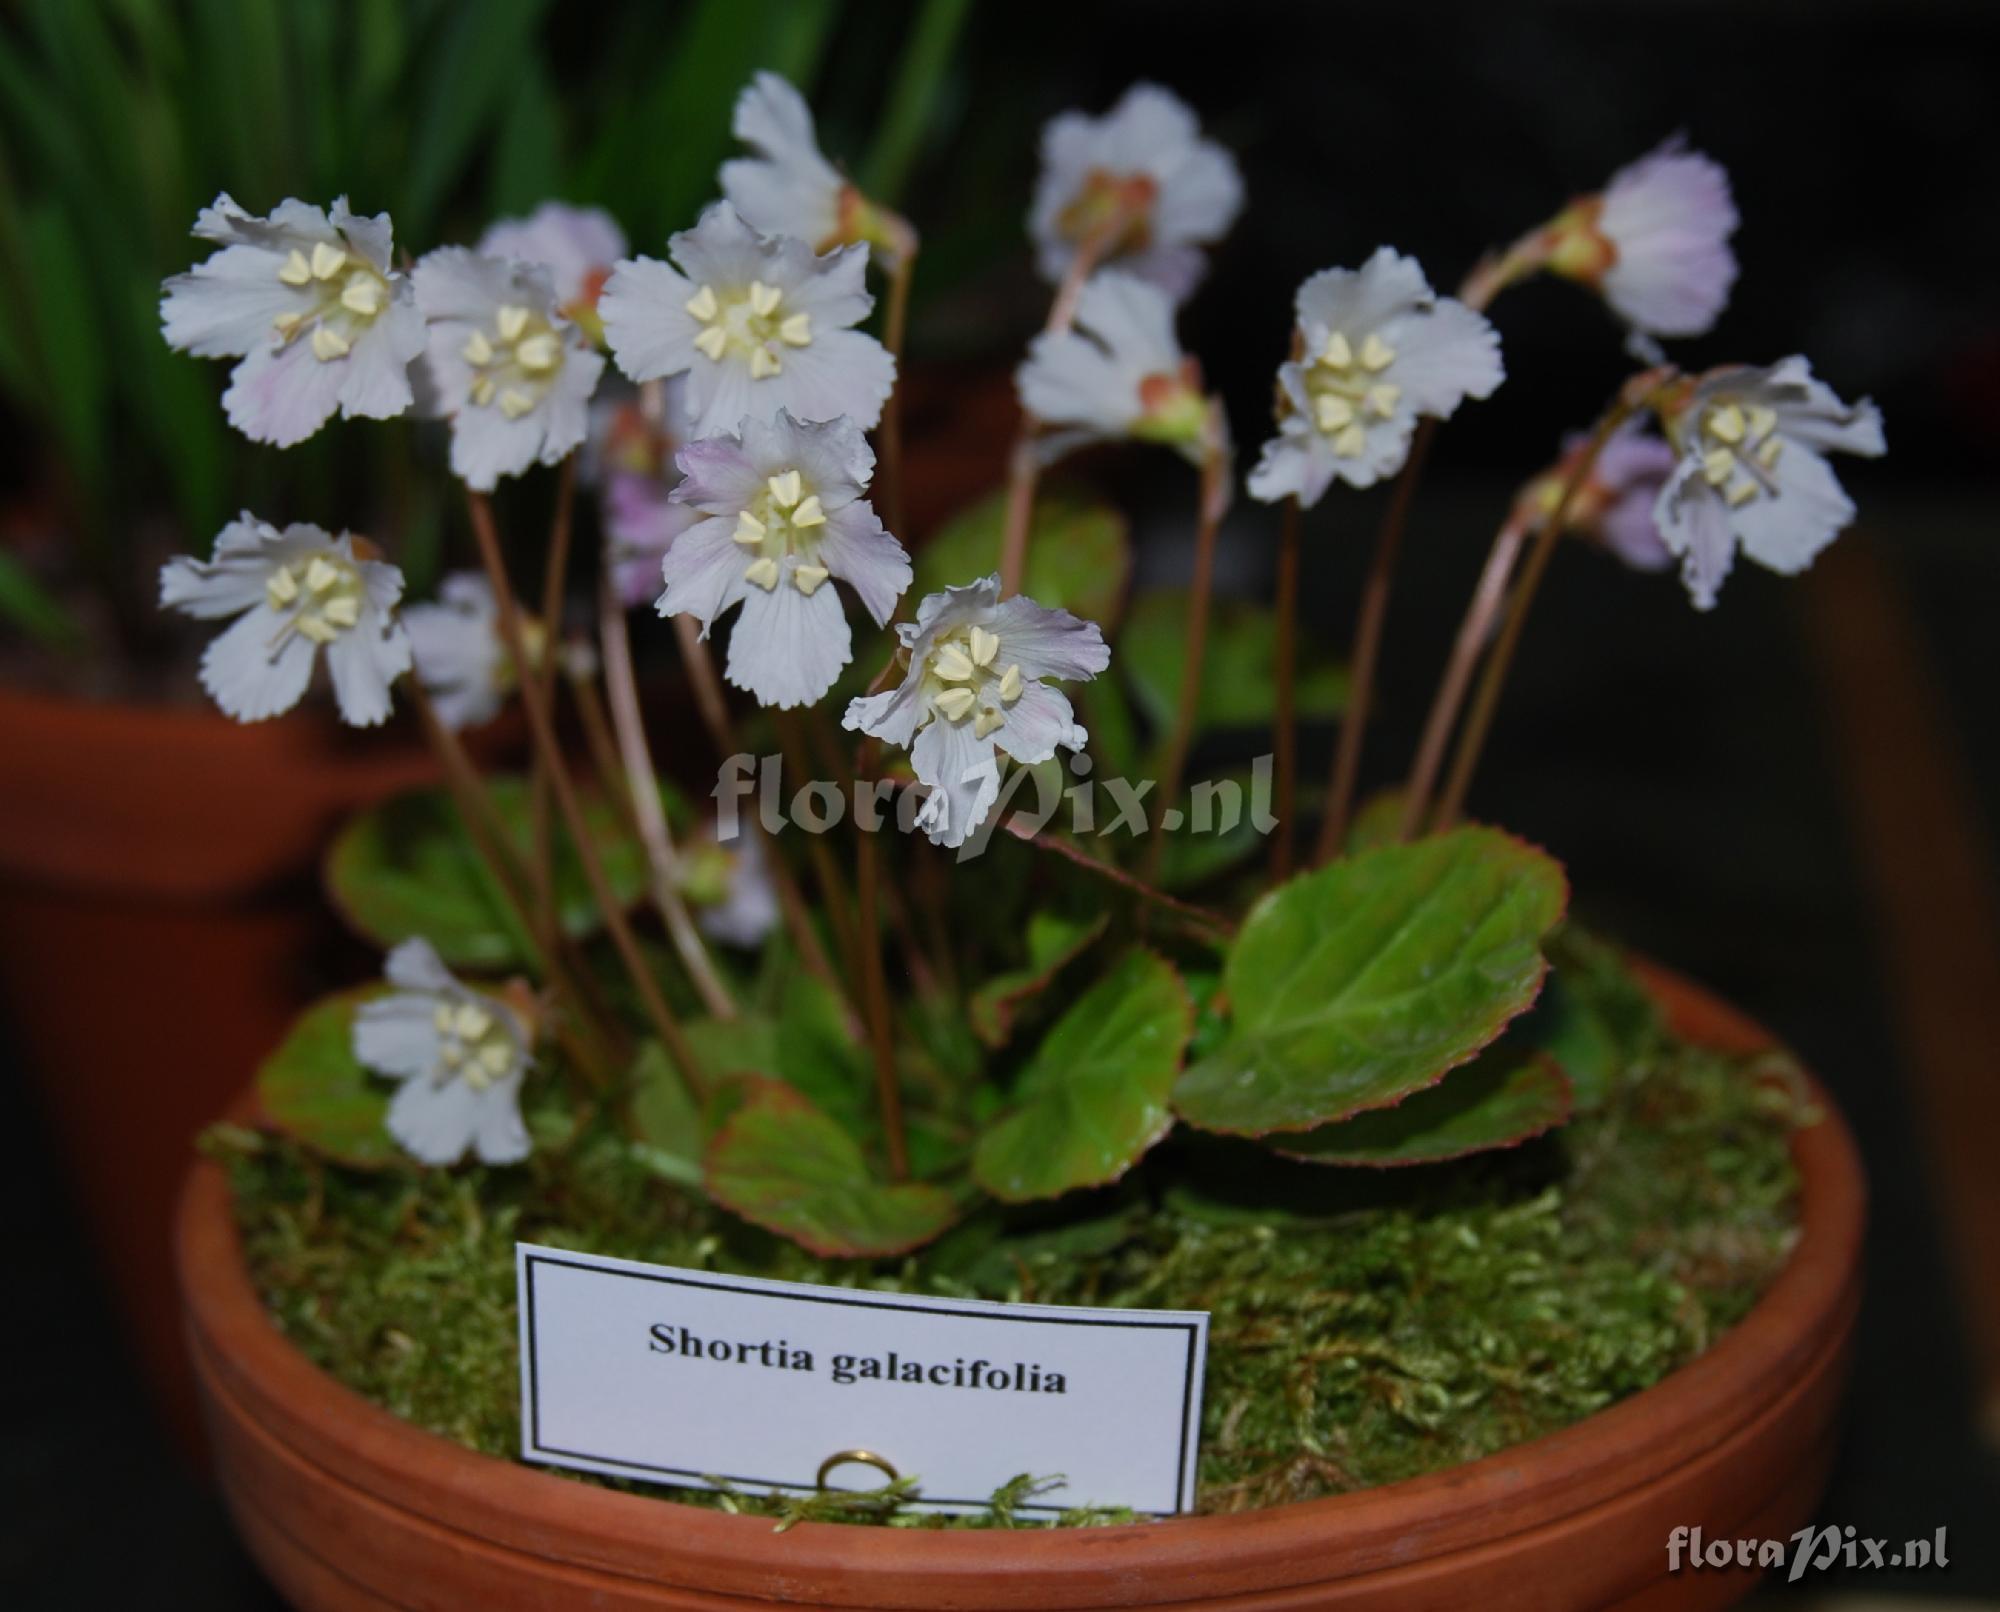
top-left (5, 1), bottom-right (1997, 1605)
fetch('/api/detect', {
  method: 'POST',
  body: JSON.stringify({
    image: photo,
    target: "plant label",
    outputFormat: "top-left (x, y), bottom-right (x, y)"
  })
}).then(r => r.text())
top-left (517, 1242), bottom-right (1209, 1516)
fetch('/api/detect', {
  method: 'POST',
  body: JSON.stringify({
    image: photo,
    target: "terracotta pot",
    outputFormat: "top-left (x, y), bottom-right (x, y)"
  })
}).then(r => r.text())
top-left (0, 684), bottom-right (483, 1456)
top-left (178, 962), bottom-right (1864, 1609)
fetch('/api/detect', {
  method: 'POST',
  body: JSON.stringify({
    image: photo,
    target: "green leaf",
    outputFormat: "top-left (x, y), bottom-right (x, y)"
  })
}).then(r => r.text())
top-left (973, 950), bottom-right (1192, 1202)
top-left (628, 1029), bottom-right (761, 1189)
top-left (256, 990), bottom-right (396, 1168)
top-left (324, 777), bottom-right (647, 969)
top-left (1273, 1049), bottom-right (1573, 1166)
top-left (1155, 769), bottom-right (1268, 892)
top-left (1122, 590), bottom-right (1347, 734)
top-left (402, 0), bottom-right (552, 233)
top-left (913, 487), bottom-right (1130, 630)
top-left (773, 973), bottom-right (876, 1139)
top-left (1173, 827), bottom-right (1568, 1137)
top-left (1532, 930), bottom-right (1662, 1113)
top-left (967, 911), bottom-right (1109, 1048)
top-left (856, 0), bottom-right (972, 204)
top-left (705, 1078), bottom-right (960, 1258)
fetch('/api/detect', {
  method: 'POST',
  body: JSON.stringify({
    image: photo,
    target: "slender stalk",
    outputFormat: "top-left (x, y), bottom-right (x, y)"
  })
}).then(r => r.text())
top-left (405, 679), bottom-right (614, 1085)
top-left (853, 823), bottom-right (908, 1179)
top-left (566, 669), bottom-right (636, 835)
top-left (1399, 509), bottom-right (1531, 839)
top-left (1004, 819), bottom-right (1235, 942)
top-left (772, 709), bottom-right (860, 972)
top-left (1311, 418), bottom-right (1437, 864)
top-left (527, 459), bottom-right (580, 946)
top-left (1270, 495), bottom-right (1303, 879)
top-left (664, 615), bottom-right (845, 997)
top-left (598, 575), bottom-right (738, 1021)
top-left (997, 209), bottom-right (1132, 597)
top-left (1432, 383), bottom-right (1665, 829)
top-left (466, 491), bottom-right (709, 1101)
top-left (1143, 418), bottom-right (1231, 892)
top-left (877, 249), bottom-right (916, 541)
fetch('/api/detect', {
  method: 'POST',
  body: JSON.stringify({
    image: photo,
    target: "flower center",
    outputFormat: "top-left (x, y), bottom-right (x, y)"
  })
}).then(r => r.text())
top-left (733, 469), bottom-right (831, 596)
top-left (1300, 330), bottom-right (1402, 459)
top-left (264, 552), bottom-right (364, 646)
top-left (1134, 362), bottom-right (1209, 447)
top-left (1057, 169), bottom-right (1158, 252)
top-left (1695, 400), bottom-right (1782, 507)
top-left (461, 303), bottom-right (565, 419)
top-left (684, 280), bottom-right (812, 378)
top-left (921, 626), bottom-right (1023, 739)
top-left (272, 241), bottom-right (390, 363)
top-left (431, 998), bottom-right (515, 1091)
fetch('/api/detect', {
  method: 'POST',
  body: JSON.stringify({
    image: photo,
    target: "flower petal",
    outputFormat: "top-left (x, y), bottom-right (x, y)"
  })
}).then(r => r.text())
top-left (815, 502), bottom-right (909, 626)
top-left (722, 574), bottom-right (851, 709)
top-left (912, 715), bottom-right (1002, 849)
top-left (198, 602), bottom-right (317, 722)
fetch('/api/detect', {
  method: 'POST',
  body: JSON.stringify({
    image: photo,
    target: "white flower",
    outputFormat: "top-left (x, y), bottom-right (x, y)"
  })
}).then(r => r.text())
top-left (599, 202), bottom-right (895, 438)
top-left (159, 515), bottom-right (411, 727)
top-left (687, 820), bottom-right (781, 950)
top-left (1654, 357), bottom-right (1885, 610)
top-left (659, 410), bottom-right (909, 708)
top-left (1248, 248), bottom-right (1504, 507)
top-left (1588, 140), bottom-right (1739, 339)
top-left (1016, 270), bottom-right (1210, 464)
top-left (412, 249), bottom-right (606, 491)
top-left (161, 194), bottom-right (427, 447)
top-left (1029, 83), bottom-right (1243, 302)
top-left (843, 576), bottom-right (1108, 849)
top-left (404, 572), bottom-right (514, 730)
top-left (478, 201), bottom-right (627, 313)
top-left (353, 938), bottom-right (532, 1167)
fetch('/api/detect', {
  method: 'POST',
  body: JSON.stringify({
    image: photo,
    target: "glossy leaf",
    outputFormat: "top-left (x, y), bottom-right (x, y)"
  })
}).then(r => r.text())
top-left (973, 950), bottom-right (1192, 1202)
top-left (913, 487), bottom-right (1130, 630)
top-left (325, 777), bottom-right (647, 969)
top-left (1122, 591), bottom-right (1347, 734)
top-left (967, 911), bottom-right (1110, 1048)
top-left (1174, 827), bottom-right (1568, 1137)
top-left (704, 1078), bottom-right (960, 1258)
top-left (629, 1020), bottom-right (781, 1188)
top-left (1274, 1050), bottom-right (1573, 1166)
top-left (257, 990), bottom-right (396, 1169)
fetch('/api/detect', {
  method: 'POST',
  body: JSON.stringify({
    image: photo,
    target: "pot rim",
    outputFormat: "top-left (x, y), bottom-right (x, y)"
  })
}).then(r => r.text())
top-left (178, 959), bottom-right (1865, 1606)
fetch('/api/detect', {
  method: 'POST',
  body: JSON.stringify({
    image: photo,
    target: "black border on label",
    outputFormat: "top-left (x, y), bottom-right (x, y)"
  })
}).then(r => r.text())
top-left (518, 1248), bottom-right (1206, 1515)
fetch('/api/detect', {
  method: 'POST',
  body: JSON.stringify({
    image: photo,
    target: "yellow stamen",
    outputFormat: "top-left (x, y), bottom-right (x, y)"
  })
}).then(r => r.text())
top-left (305, 557), bottom-right (341, 594)
top-left (1332, 423), bottom-right (1368, 458)
top-left (1314, 394), bottom-right (1354, 432)
top-left (495, 304), bottom-right (530, 342)
top-left (748, 345), bottom-right (783, 379)
top-left (933, 686), bottom-right (976, 722)
top-left (453, 1003), bottom-right (493, 1039)
top-left (692, 325), bottom-right (729, 361)
top-left (320, 595), bottom-right (360, 629)
top-left (272, 310), bottom-right (303, 336)
top-left (1321, 332), bottom-right (1353, 369)
top-left (309, 242), bottom-right (347, 281)
top-left (998, 663), bottom-right (1023, 704)
top-left (278, 249), bottom-right (312, 286)
top-left (433, 1004), bottom-right (454, 1032)
top-left (514, 332), bottom-right (560, 372)
top-left (733, 511), bottom-right (767, 546)
top-left (1359, 333), bottom-right (1396, 372)
top-left (968, 625), bottom-right (1000, 667)
top-left (310, 325), bottom-right (350, 361)
top-left (789, 494), bottom-right (825, 528)
top-left (462, 330), bottom-right (494, 366)
top-left (1755, 436), bottom-right (1782, 470)
top-left (266, 567), bottom-right (300, 606)
top-left (470, 376), bottom-right (496, 406)
top-left (777, 312), bottom-right (812, 346)
top-left (932, 643), bottom-right (976, 682)
top-left (340, 276), bottom-right (382, 317)
top-left (792, 563), bottom-right (830, 596)
top-left (744, 556), bottom-right (780, 590)
top-left (296, 616), bottom-right (338, 644)
top-left (1366, 383), bottom-right (1401, 417)
top-left (1707, 403), bottom-right (1746, 444)
top-left (973, 707), bottom-right (1005, 739)
top-left (685, 284), bottom-right (719, 322)
top-left (748, 280), bottom-right (781, 317)
top-left (499, 387), bottom-right (536, 419)
top-left (477, 1041), bottom-right (511, 1076)
top-left (1745, 404), bottom-right (1778, 441)
top-left (1725, 476), bottom-right (1758, 507)
top-left (768, 471), bottom-right (803, 508)
top-left (1702, 447), bottom-right (1735, 486)
top-left (440, 1043), bottom-right (463, 1069)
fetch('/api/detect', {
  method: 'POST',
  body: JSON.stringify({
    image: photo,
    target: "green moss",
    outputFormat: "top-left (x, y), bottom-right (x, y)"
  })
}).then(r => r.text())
top-left (222, 973), bottom-right (1806, 1527)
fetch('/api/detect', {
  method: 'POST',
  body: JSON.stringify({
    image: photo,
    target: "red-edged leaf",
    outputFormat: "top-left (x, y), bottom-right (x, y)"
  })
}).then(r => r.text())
top-left (704, 1078), bottom-right (960, 1258)
top-left (1274, 1051), bottom-right (1573, 1166)
top-left (967, 911), bottom-right (1110, 1049)
top-left (1173, 826), bottom-right (1568, 1136)
top-left (257, 989), bottom-right (396, 1168)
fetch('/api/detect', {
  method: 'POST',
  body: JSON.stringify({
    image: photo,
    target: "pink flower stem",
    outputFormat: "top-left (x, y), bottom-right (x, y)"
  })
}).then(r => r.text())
top-left (1270, 495), bottom-right (1303, 879)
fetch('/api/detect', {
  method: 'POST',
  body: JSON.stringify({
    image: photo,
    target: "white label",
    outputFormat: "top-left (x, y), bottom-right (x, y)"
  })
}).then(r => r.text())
top-left (516, 1243), bottom-right (1209, 1516)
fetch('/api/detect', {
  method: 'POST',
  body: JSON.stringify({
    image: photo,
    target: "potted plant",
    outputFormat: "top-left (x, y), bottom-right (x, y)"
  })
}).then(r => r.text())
top-left (0, 0), bottom-right (969, 1448)
top-left (171, 65), bottom-right (1874, 1611)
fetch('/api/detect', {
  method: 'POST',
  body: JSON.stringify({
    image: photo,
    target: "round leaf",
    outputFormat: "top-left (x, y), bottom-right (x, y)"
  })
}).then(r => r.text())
top-left (913, 487), bottom-right (1130, 628)
top-left (325, 776), bottom-right (648, 969)
top-left (1274, 1051), bottom-right (1573, 1166)
top-left (704, 1078), bottom-right (961, 1258)
top-left (1122, 590), bottom-right (1347, 734)
top-left (1174, 827), bottom-right (1568, 1136)
top-left (257, 989), bottom-right (396, 1168)
top-left (967, 911), bottom-right (1109, 1048)
top-left (973, 950), bottom-right (1193, 1202)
